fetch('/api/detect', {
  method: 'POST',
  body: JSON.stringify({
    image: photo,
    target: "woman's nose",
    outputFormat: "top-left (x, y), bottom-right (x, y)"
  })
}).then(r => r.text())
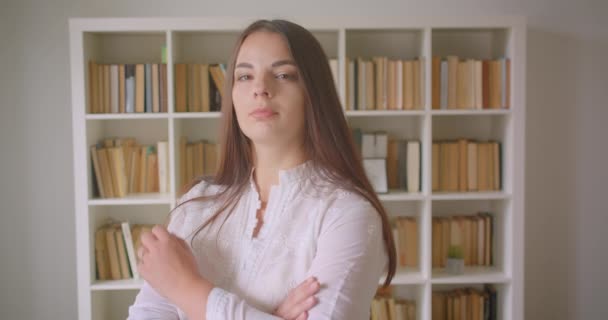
top-left (253, 75), bottom-right (272, 98)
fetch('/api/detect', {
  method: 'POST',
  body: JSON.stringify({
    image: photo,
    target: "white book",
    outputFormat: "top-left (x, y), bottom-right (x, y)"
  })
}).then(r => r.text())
top-left (125, 65), bottom-right (135, 113)
top-left (157, 141), bottom-right (169, 194)
top-left (396, 60), bottom-right (403, 110)
top-left (363, 158), bottom-right (388, 193)
top-left (329, 58), bottom-right (339, 92)
top-left (406, 141), bottom-right (420, 193)
top-left (374, 132), bottom-right (388, 158)
top-left (361, 133), bottom-right (375, 158)
top-left (121, 221), bottom-right (139, 279)
top-left (110, 64), bottom-right (119, 113)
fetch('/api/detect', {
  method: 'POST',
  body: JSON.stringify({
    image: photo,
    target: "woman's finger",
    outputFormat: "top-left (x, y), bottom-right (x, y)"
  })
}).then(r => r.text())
top-left (284, 296), bottom-right (317, 320)
top-left (137, 246), bottom-right (148, 263)
top-left (140, 230), bottom-right (157, 247)
top-left (275, 277), bottom-right (314, 315)
top-left (294, 311), bottom-right (308, 320)
top-left (151, 225), bottom-right (170, 242)
top-left (282, 279), bottom-right (319, 319)
top-left (291, 278), bottom-right (320, 307)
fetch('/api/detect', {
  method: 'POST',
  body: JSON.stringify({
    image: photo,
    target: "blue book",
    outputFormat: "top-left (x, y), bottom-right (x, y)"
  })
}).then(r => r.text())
top-left (145, 64), bottom-right (152, 113)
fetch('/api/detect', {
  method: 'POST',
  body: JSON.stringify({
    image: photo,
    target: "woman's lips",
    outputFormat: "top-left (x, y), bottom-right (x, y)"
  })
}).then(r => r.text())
top-left (250, 108), bottom-right (278, 119)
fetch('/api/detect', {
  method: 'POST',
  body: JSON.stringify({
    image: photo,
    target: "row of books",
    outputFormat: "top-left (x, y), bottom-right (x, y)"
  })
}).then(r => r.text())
top-left (432, 213), bottom-right (494, 268)
top-left (88, 62), bottom-right (168, 114)
top-left (371, 296), bottom-right (417, 320)
top-left (90, 138), bottom-right (169, 198)
top-left (87, 56), bottom-right (510, 114)
top-left (392, 217), bottom-right (418, 268)
top-left (179, 137), bottom-right (220, 188)
top-left (174, 63), bottom-right (225, 112)
top-left (432, 140), bottom-right (502, 192)
top-left (353, 130), bottom-right (421, 193)
top-left (432, 285), bottom-right (497, 320)
top-left (95, 220), bottom-right (153, 280)
top-left (345, 57), bottom-right (424, 111)
top-left (431, 56), bottom-right (510, 110)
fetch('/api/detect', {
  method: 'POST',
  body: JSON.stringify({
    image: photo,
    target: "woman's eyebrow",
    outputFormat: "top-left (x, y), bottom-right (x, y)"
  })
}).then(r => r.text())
top-left (235, 62), bottom-right (253, 69)
top-left (235, 60), bottom-right (296, 69)
top-left (271, 59), bottom-right (296, 68)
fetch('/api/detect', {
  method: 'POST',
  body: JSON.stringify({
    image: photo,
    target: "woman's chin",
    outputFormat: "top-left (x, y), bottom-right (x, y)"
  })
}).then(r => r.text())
top-left (245, 131), bottom-right (282, 146)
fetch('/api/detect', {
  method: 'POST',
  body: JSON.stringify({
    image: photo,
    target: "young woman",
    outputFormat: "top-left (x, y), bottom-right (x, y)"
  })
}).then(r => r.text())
top-left (128, 19), bottom-right (396, 320)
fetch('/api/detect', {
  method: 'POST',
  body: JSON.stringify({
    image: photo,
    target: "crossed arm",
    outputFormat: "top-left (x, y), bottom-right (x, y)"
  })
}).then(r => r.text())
top-left (127, 202), bottom-right (387, 320)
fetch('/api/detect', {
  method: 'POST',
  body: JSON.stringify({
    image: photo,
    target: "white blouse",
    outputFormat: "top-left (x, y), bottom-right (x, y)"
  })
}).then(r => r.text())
top-left (128, 161), bottom-right (388, 320)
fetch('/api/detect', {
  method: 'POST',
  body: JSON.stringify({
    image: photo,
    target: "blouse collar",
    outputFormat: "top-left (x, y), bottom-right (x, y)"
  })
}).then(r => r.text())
top-left (248, 160), bottom-right (313, 191)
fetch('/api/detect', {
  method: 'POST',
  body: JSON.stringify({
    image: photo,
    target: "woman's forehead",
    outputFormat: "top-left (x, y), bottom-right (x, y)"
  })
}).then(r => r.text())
top-left (236, 31), bottom-right (293, 64)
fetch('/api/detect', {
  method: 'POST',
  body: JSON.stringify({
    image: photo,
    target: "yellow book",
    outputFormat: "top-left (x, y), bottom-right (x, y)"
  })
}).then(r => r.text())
top-left (135, 64), bottom-right (145, 113)
top-left (104, 226), bottom-right (121, 280)
top-left (97, 148), bottom-right (115, 198)
top-left (114, 227), bottom-right (131, 279)
top-left (204, 142), bottom-right (218, 175)
top-left (94, 227), bottom-right (110, 280)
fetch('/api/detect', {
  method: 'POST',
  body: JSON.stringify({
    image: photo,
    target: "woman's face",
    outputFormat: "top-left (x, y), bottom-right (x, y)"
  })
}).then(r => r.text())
top-left (232, 31), bottom-right (307, 148)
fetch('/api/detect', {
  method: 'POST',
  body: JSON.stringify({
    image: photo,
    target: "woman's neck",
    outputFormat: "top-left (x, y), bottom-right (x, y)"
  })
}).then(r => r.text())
top-left (251, 143), bottom-right (308, 202)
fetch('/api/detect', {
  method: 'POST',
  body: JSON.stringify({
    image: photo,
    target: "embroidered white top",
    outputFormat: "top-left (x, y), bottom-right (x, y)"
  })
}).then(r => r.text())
top-left (127, 161), bottom-right (388, 320)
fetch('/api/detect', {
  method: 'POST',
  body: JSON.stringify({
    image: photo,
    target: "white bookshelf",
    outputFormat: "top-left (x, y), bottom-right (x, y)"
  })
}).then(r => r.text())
top-left (70, 16), bottom-right (525, 320)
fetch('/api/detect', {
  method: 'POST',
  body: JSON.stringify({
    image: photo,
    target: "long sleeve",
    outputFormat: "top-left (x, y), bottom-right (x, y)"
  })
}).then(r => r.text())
top-left (128, 188), bottom-right (195, 320)
top-left (127, 281), bottom-right (181, 320)
top-left (205, 287), bottom-right (283, 320)
top-left (127, 196), bottom-right (189, 320)
top-left (303, 200), bottom-right (388, 320)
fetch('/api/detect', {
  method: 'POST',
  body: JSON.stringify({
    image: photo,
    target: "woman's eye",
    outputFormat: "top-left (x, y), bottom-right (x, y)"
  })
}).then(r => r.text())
top-left (237, 74), bottom-right (251, 81)
top-left (276, 73), bottom-right (295, 80)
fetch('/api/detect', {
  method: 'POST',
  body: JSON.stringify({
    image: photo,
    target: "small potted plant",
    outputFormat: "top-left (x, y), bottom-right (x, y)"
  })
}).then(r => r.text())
top-left (446, 245), bottom-right (465, 275)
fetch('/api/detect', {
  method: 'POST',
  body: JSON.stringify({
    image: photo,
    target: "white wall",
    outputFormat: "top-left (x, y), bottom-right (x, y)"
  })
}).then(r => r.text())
top-left (1, 0), bottom-right (606, 319)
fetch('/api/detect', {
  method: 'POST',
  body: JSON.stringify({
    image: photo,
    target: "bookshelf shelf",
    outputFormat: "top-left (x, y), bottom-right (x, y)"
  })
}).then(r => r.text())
top-left (346, 110), bottom-right (426, 117)
top-left (430, 267), bottom-right (509, 284)
top-left (71, 17), bottom-right (525, 320)
top-left (91, 279), bottom-right (144, 291)
top-left (87, 193), bottom-right (172, 206)
top-left (430, 109), bottom-right (511, 116)
top-left (85, 113), bottom-right (170, 120)
top-left (379, 191), bottom-right (426, 202)
top-left (431, 192), bottom-right (510, 201)
top-left (172, 111), bottom-right (222, 119)
top-left (381, 268), bottom-right (425, 285)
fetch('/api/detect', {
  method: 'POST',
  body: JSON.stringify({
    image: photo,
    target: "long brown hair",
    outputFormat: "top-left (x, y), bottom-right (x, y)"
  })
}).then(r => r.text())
top-left (174, 19), bottom-right (395, 287)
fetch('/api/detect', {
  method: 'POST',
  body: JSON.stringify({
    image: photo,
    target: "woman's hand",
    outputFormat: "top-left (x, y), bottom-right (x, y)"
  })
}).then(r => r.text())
top-left (273, 277), bottom-right (320, 320)
top-left (137, 225), bottom-right (211, 315)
